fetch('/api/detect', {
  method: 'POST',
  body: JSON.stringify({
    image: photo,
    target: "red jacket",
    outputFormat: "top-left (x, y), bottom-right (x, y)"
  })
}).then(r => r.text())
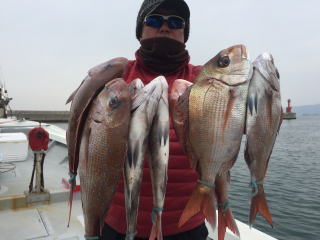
top-left (105, 55), bottom-right (204, 238)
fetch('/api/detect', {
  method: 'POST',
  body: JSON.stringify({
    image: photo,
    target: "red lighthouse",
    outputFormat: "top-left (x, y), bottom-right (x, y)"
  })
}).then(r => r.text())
top-left (283, 99), bottom-right (296, 119)
top-left (286, 99), bottom-right (292, 113)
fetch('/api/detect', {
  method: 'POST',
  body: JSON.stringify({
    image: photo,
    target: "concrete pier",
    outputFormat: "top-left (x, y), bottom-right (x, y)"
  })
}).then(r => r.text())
top-left (283, 112), bottom-right (296, 120)
top-left (11, 110), bottom-right (69, 122)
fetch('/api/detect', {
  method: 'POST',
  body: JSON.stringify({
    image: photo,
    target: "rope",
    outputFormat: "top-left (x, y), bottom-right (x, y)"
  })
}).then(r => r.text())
top-left (68, 172), bottom-right (77, 186)
top-left (84, 236), bottom-right (100, 240)
top-left (151, 207), bottom-right (163, 224)
top-left (197, 179), bottom-right (214, 188)
top-left (28, 153), bottom-right (36, 192)
top-left (217, 200), bottom-right (229, 214)
top-left (250, 180), bottom-right (264, 197)
top-left (125, 232), bottom-right (137, 240)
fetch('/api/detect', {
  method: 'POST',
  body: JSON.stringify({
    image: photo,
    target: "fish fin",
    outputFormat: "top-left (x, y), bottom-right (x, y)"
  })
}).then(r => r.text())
top-left (178, 184), bottom-right (216, 230)
top-left (145, 89), bottom-right (163, 125)
top-left (278, 107), bottom-right (284, 134)
top-left (177, 87), bottom-right (199, 169)
top-left (247, 95), bottom-right (254, 116)
top-left (66, 77), bottom-right (87, 104)
top-left (161, 94), bottom-right (169, 107)
top-left (129, 80), bottom-right (145, 109)
top-left (131, 82), bottom-right (153, 110)
top-left (244, 143), bottom-right (252, 168)
top-left (127, 140), bottom-right (133, 167)
top-left (131, 89), bottom-right (148, 111)
top-left (149, 212), bottom-right (163, 240)
top-left (249, 190), bottom-right (273, 227)
top-left (127, 140), bottom-right (139, 168)
top-left (218, 208), bottom-right (240, 240)
top-left (226, 170), bottom-right (231, 184)
top-left (175, 86), bottom-right (189, 142)
top-left (128, 78), bottom-right (144, 96)
top-left (177, 85), bottom-right (190, 112)
top-left (254, 93), bottom-right (258, 113)
top-left (66, 87), bottom-right (78, 104)
top-left (159, 77), bottom-right (169, 106)
top-left (131, 80), bottom-right (160, 111)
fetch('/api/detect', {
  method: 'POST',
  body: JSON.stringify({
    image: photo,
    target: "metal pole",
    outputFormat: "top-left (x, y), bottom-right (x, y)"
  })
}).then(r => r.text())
top-left (34, 151), bottom-right (42, 192)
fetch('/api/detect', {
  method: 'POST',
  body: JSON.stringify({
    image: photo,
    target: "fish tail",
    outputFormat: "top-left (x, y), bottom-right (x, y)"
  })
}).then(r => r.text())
top-left (178, 183), bottom-right (216, 229)
top-left (217, 202), bottom-right (240, 240)
top-left (149, 210), bottom-right (163, 240)
top-left (249, 190), bottom-right (273, 227)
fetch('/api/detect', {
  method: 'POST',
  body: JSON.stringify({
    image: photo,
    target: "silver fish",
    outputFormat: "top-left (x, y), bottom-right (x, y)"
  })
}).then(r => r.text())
top-left (124, 76), bottom-right (165, 239)
top-left (128, 78), bottom-right (145, 98)
top-left (148, 79), bottom-right (169, 240)
top-left (244, 52), bottom-right (282, 227)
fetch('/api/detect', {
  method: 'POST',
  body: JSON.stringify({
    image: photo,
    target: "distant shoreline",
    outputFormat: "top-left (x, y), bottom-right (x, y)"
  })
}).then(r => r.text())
top-left (292, 104), bottom-right (320, 116)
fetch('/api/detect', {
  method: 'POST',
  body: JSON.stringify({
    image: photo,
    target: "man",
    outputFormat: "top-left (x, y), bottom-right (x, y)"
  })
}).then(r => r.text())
top-left (102, 0), bottom-right (208, 239)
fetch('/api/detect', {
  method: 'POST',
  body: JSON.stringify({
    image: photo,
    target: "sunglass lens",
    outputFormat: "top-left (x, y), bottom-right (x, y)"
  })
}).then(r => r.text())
top-left (145, 15), bottom-right (163, 28)
top-left (168, 16), bottom-right (184, 29)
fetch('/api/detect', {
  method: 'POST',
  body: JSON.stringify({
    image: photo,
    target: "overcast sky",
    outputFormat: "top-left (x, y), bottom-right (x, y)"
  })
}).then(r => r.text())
top-left (1, 0), bottom-right (319, 110)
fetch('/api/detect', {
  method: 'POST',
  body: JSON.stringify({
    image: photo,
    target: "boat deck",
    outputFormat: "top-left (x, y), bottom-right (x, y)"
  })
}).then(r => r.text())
top-left (0, 198), bottom-right (84, 240)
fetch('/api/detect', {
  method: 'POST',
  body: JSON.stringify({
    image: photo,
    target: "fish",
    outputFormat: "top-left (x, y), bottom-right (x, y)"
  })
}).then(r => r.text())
top-left (215, 172), bottom-right (240, 240)
top-left (124, 76), bottom-right (165, 240)
top-left (78, 78), bottom-right (131, 238)
top-left (170, 79), bottom-right (203, 171)
top-left (169, 79), bottom-right (194, 163)
top-left (128, 78), bottom-right (145, 98)
top-left (148, 79), bottom-right (169, 240)
top-left (178, 45), bottom-right (253, 231)
top-left (244, 52), bottom-right (282, 227)
top-left (67, 57), bottom-right (128, 225)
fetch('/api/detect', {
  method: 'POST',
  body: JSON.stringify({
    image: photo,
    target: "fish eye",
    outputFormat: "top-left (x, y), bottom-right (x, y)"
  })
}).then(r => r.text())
top-left (109, 96), bottom-right (120, 109)
top-left (218, 56), bottom-right (230, 68)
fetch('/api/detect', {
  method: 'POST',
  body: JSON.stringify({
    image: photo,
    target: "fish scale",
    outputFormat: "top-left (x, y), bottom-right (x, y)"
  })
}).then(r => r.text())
top-left (190, 81), bottom-right (232, 181)
top-left (80, 121), bottom-right (127, 235)
top-left (78, 79), bottom-right (131, 238)
top-left (207, 83), bottom-right (228, 176)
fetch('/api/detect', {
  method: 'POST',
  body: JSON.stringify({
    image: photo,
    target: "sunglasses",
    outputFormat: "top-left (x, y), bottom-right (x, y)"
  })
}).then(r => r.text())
top-left (144, 14), bottom-right (185, 29)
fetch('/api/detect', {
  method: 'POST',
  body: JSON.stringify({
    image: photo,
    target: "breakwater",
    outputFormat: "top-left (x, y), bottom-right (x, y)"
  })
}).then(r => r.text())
top-left (11, 110), bottom-right (69, 122)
